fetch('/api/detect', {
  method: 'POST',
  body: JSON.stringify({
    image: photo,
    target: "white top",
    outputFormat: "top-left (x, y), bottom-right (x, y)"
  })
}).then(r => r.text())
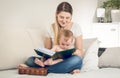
top-left (46, 23), bottom-right (82, 48)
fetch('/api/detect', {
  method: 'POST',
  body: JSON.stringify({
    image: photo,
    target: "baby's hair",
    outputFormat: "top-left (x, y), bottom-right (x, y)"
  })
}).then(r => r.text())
top-left (58, 29), bottom-right (73, 40)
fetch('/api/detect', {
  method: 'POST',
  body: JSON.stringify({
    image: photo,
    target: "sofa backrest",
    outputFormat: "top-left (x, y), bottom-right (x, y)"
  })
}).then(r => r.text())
top-left (0, 26), bottom-right (46, 70)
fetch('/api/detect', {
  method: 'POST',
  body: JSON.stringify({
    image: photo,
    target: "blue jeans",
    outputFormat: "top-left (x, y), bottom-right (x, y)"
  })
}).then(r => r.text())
top-left (25, 55), bottom-right (82, 73)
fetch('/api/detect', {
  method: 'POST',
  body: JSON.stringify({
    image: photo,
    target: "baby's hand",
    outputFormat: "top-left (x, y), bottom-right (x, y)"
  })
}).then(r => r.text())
top-left (72, 51), bottom-right (78, 56)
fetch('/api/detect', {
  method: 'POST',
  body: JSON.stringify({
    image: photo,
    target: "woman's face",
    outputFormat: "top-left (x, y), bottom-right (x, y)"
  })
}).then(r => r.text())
top-left (57, 11), bottom-right (72, 28)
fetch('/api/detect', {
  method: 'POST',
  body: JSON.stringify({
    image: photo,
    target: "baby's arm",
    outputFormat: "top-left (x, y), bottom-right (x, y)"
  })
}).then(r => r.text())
top-left (50, 45), bottom-right (58, 52)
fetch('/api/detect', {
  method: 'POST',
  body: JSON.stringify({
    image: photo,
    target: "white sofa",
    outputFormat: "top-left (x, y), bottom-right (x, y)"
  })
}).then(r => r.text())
top-left (0, 26), bottom-right (120, 78)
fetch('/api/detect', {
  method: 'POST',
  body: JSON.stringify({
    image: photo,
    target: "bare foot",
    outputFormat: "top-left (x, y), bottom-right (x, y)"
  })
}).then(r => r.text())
top-left (18, 64), bottom-right (28, 69)
top-left (44, 58), bottom-right (53, 65)
top-left (34, 58), bottom-right (45, 67)
top-left (71, 69), bottom-right (80, 74)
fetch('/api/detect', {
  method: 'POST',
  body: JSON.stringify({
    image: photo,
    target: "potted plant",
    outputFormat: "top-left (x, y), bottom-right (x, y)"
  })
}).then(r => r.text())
top-left (102, 0), bottom-right (120, 22)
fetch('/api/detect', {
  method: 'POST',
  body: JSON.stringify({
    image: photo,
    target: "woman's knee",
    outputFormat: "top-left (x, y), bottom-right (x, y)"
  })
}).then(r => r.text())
top-left (25, 56), bottom-right (39, 67)
top-left (70, 55), bottom-right (82, 65)
top-left (25, 56), bottom-right (35, 66)
top-left (71, 55), bottom-right (83, 69)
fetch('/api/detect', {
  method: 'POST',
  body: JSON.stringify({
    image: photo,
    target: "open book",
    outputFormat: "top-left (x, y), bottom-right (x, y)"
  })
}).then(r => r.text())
top-left (34, 47), bottom-right (75, 59)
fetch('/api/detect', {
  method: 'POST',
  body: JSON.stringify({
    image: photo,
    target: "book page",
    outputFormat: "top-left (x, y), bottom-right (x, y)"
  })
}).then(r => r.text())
top-left (36, 47), bottom-right (55, 56)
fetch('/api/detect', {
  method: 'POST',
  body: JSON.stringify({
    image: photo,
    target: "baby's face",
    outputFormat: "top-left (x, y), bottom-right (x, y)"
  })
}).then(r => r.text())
top-left (59, 36), bottom-right (73, 50)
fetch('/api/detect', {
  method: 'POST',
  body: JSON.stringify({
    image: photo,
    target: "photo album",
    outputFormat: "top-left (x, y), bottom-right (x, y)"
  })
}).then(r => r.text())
top-left (34, 47), bottom-right (75, 59)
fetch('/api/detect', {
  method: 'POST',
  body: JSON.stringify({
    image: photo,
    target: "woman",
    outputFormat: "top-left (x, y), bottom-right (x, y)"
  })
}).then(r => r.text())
top-left (20, 1), bottom-right (83, 74)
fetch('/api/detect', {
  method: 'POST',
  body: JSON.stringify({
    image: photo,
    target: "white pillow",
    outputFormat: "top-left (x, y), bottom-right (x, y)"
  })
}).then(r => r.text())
top-left (81, 38), bottom-right (99, 72)
top-left (99, 47), bottom-right (120, 68)
top-left (83, 38), bottom-right (98, 58)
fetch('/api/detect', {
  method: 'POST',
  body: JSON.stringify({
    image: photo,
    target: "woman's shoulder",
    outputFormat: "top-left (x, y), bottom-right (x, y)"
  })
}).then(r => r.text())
top-left (71, 22), bottom-right (81, 30)
top-left (45, 23), bottom-right (54, 38)
top-left (46, 23), bottom-right (54, 32)
top-left (71, 22), bottom-right (82, 37)
top-left (72, 22), bottom-right (81, 27)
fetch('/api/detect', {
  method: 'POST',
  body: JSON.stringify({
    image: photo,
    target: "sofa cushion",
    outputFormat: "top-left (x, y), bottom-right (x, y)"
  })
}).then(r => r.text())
top-left (81, 38), bottom-right (99, 72)
top-left (99, 47), bottom-right (120, 68)
top-left (82, 38), bottom-right (99, 57)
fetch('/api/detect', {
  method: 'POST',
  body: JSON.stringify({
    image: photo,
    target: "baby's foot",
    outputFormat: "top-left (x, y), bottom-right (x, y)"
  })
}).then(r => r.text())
top-left (35, 58), bottom-right (45, 67)
top-left (71, 69), bottom-right (80, 74)
top-left (44, 58), bottom-right (53, 65)
top-left (44, 60), bottom-right (51, 65)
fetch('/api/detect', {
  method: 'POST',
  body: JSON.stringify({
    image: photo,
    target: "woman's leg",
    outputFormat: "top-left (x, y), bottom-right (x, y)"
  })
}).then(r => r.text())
top-left (47, 55), bottom-right (82, 73)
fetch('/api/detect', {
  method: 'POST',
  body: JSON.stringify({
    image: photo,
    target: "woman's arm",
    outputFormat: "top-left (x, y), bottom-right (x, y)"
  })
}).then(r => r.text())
top-left (73, 35), bottom-right (83, 57)
top-left (44, 37), bottom-right (52, 49)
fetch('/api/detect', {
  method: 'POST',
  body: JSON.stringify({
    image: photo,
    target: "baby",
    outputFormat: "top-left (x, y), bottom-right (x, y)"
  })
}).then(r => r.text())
top-left (35, 29), bottom-right (74, 67)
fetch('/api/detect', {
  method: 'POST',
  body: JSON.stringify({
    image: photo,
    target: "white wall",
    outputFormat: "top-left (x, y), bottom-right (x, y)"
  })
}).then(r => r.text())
top-left (0, 0), bottom-right (98, 37)
top-left (72, 0), bottom-right (98, 38)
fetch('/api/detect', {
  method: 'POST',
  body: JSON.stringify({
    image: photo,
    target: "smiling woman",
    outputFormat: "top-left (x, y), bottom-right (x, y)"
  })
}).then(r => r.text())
top-left (22, 1), bottom-right (83, 74)
top-left (45, 2), bottom-right (83, 73)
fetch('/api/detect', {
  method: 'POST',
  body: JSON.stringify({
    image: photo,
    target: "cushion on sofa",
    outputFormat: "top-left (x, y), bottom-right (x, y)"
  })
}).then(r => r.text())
top-left (26, 27), bottom-right (46, 48)
top-left (82, 38), bottom-right (99, 57)
top-left (0, 27), bottom-right (45, 70)
top-left (99, 47), bottom-right (120, 68)
top-left (81, 38), bottom-right (99, 72)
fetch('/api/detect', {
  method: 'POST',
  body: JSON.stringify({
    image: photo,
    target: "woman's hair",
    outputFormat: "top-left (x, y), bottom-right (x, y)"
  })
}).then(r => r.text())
top-left (56, 2), bottom-right (73, 15)
top-left (53, 2), bottom-right (73, 45)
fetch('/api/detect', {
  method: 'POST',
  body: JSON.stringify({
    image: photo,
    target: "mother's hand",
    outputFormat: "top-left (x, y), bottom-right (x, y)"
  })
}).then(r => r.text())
top-left (72, 49), bottom-right (82, 57)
